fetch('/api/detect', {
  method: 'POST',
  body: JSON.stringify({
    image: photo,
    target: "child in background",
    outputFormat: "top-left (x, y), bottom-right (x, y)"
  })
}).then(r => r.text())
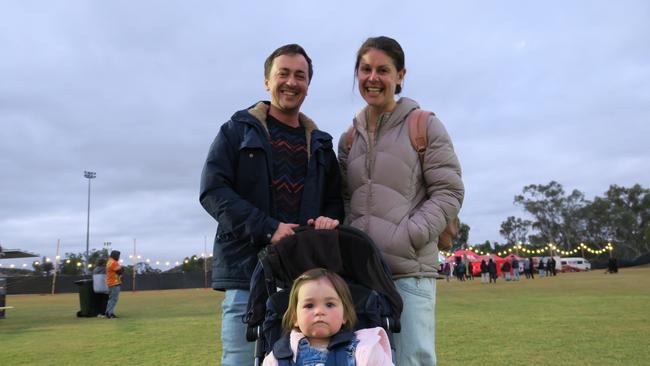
top-left (262, 268), bottom-right (393, 366)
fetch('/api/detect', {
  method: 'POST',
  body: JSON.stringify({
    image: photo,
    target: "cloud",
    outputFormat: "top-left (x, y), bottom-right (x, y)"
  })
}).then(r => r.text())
top-left (2, 1), bottom-right (649, 268)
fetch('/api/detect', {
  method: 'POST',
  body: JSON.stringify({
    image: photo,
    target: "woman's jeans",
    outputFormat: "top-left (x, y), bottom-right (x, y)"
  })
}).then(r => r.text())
top-left (393, 277), bottom-right (437, 366)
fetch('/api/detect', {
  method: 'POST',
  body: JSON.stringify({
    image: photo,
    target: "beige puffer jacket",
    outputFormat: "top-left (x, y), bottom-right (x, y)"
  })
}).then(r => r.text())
top-left (338, 97), bottom-right (464, 278)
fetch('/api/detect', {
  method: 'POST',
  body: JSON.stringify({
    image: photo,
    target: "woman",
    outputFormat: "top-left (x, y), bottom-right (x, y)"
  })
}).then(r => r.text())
top-left (339, 36), bottom-right (464, 366)
top-left (92, 258), bottom-right (109, 317)
top-left (480, 259), bottom-right (489, 284)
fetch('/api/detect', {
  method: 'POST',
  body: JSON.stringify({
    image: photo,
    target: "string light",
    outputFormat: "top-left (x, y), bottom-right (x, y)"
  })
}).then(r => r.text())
top-left (441, 242), bottom-right (615, 258)
top-left (3, 251), bottom-right (214, 270)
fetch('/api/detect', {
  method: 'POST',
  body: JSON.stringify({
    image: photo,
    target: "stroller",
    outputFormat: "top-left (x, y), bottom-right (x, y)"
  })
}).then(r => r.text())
top-left (244, 225), bottom-right (403, 365)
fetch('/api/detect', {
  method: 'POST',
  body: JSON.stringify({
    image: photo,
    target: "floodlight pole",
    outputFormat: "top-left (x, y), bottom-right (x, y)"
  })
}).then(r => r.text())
top-left (132, 238), bottom-right (137, 292)
top-left (84, 171), bottom-right (96, 275)
top-left (51, 239), bottom-right (60, 295)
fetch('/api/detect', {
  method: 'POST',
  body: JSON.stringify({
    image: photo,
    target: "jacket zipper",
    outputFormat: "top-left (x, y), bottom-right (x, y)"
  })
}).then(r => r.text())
top-left (364, 113), bottom-right (385, 233)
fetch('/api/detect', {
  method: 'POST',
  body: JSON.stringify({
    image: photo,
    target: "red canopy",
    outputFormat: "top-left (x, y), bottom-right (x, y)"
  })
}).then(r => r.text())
top-left (444, 249), bottom-right (487, 263)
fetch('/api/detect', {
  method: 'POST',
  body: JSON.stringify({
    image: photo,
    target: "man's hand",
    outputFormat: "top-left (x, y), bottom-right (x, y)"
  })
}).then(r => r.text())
top-left (307, 216), bottom-right (340, 230)
top-left (270, 223), bottom-right (299, 245)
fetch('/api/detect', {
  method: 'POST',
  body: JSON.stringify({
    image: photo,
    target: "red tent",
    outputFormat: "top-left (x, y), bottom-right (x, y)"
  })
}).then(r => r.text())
top-left (444, 249), bottom-right (486, 263)
top-left (444, 250), bottom-right (491, 276)
top-left (443, 251), bottom-right (527, 276)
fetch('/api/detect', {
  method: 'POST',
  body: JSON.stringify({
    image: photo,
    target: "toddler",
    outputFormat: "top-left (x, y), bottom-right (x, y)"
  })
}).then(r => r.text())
top-left (262, 268), bottom-right (393, 366)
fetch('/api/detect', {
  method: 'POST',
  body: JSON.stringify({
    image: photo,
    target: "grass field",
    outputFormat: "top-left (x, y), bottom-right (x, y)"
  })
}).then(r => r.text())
top-left (1, 267), bottom-right (649, 365)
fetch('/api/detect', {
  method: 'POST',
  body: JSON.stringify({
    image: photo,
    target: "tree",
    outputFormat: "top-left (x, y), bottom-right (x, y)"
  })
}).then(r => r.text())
top-left (514, 181), bottom-right (586, 249)
top-left (500, 216), bottom-right (532, 245)
top-left (122, 262), bottom-right (162, 275)
top-left (32, 256), bottom-right (54, 276)
top-left (88, 248), bottom-right (110, 267)
top-left (510, 181), bottom-right (650, 262)
top-left (470, 240), bottom-right (492, 254)
top-left (451, 221), bottom-right (470, 250)
top-left (181, 255), bottom-right (212, 273)
top-left (59, 252), bottom-right (84, 275)
top-left (580, 184), bottom-right (650, 259)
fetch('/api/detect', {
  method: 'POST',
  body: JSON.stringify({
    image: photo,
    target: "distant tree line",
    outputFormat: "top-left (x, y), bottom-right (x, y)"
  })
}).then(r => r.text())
top-left (12, 182), bottom-right (649, 275)
top-left (29, 248), bottom-right (162, 276)
top-left (499, 181), bottom-right (649, 262)
top-left (4, 248), bottom-right (213, 277)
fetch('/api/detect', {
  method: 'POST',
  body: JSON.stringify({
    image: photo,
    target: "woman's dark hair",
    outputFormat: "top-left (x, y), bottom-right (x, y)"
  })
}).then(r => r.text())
top-left (354, 36), bottom-right (405, 94)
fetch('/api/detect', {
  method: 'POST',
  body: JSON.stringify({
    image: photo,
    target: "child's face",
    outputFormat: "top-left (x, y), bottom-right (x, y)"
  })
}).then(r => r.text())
top-left (294, 277), bottom-right (346, 347)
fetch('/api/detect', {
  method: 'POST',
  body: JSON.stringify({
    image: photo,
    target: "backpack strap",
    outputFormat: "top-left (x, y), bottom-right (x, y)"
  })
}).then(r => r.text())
top-left (347, 109), bottom-right (433, 161)
top-left (345, 124), bottom-right (355, 151)
top-left (406, 109), bottom-right (461, 250)
top-left (407, 109), bottom-right (433, 166)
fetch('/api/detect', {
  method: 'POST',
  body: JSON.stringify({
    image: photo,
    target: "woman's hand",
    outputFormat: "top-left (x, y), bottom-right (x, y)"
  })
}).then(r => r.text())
top-left (307, 216), bottom-right (340, 230)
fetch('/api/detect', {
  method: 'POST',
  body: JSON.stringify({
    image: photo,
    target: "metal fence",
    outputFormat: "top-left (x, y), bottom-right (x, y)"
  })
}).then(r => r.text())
top-left (4, 272), bottom-right (212, 295)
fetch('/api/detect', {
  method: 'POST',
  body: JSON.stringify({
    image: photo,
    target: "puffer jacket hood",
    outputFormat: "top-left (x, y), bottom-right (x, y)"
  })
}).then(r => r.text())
top-left (339, 97), bottom-right (464, 278)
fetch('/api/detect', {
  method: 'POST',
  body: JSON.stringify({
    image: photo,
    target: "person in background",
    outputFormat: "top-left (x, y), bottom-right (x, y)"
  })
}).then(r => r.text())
top-left (501, 260), bottom-right (512, 281)
top-left (488, 258), bottom-right (498, 283)
top-left (549, 257), bottom-right (557, 276)
top-left (455, 257), bottom-right (466, 282)
top-left (199, 44), bottom-right (344, 365)
top-left (538, 258), bottom-right (546, 278)
top-left (443, 261), bottom-right (452, 282)
top-left (511, 255), bottom-right (520, 281)
top-left (529, 257), bottom-right (535, 279)
top-left (92, 257), bottom-right (109, 318)
top-left (607, 257), bottom-right (619, 274)
top-left (105, 250), bottom-right (123, 319)
top-left (339, 36), bottom-right (464, 366)
top-left (466, 261), bottom-right (474, 280)
top-left (480, 259), bottom-right (489, 284)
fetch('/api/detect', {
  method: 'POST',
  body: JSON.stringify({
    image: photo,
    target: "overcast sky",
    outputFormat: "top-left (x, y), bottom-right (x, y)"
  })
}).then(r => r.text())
top-left (2, 1), bottom-right (649, 268)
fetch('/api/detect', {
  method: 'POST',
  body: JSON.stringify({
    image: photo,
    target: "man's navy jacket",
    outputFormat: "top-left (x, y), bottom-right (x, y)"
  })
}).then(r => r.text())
top-left (200, 102), bottom-right (344, 290)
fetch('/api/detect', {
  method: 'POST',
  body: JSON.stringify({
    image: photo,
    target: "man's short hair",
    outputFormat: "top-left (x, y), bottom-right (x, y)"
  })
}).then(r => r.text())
top-left (264, 44), bottom-right (313, 84)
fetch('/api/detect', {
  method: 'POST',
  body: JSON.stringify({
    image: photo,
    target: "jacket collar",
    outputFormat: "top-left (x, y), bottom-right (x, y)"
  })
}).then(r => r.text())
top-left (273, 329), bottom-right (356, 359)
top-left (353, 97), bottom-right (420, 134)
top-left (232, 101), bottom-right (325, 158)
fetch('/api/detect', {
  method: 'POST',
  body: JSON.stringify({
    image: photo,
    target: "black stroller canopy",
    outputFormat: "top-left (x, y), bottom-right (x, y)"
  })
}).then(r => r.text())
top-left (271, 227), bottom-right (401, 311)
top-left (247, 225), bottom-right (403, 327)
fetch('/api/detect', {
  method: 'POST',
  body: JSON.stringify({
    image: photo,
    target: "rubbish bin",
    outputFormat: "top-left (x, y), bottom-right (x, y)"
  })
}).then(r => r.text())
top-left (0, 277), bottom-right (6, 319)
top-left (74, 279), bottom-right (96, 317)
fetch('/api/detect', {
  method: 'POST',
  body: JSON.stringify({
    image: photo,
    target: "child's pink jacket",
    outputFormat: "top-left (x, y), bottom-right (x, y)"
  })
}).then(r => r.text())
top-left (262, 327), bottom-right (393, 366)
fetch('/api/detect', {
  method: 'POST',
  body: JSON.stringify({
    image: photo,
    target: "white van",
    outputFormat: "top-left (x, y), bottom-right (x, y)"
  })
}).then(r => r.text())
top-left (559, 257), bottom-right (591, 272)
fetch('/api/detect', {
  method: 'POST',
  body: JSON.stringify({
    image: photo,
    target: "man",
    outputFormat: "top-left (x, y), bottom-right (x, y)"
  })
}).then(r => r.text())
top-left (511, 255), bottom-right (520, 281)
top-left (199, 44), bottom-right (344, 365)
top-left (488, 258), bottom-right (498, 283)
top-left (105, 250), bottom-right (123, 319)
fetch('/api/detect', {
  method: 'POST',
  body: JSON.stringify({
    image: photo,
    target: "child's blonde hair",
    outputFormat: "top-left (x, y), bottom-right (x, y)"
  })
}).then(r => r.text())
top-left (282, 268), bottom-right (357, 333)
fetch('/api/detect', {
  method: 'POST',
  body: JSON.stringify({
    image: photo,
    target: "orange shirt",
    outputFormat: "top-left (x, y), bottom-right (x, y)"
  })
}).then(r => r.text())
top-left (106, 258), bottom-right (122, 287)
